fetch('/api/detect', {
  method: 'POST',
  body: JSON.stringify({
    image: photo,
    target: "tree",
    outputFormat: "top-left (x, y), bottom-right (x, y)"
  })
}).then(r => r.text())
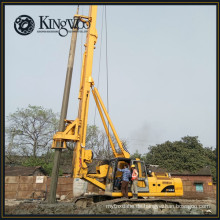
top-left (21, 153), bottom-right (63, 176)
top-left (143, 136), bottom-right (216, 181)
top-left (85, 124), bottom-right (127, 160)
top-left (6, 105), bottom-right (59, 158)
top-left (202, 147), bottom-right (217, 182)
top-left (130, 150), bottom-right (142, 160)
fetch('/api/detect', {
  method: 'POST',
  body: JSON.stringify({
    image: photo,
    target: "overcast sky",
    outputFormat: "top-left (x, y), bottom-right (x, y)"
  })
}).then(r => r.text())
top-left (5, 5), bottom-right (216, 154)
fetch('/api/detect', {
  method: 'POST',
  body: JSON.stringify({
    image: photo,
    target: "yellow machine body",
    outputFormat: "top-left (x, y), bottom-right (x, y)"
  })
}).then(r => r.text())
top-left (51, 5), bottom-right (183, 198)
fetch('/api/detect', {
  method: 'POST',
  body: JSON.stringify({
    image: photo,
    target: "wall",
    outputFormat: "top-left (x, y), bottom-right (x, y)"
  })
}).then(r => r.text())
top-left (5, 176), bottom-right (73, 200)
top-left (5, 175), bottom-right (215, 200)
top-left (172, 175), bottom-right (215, 199)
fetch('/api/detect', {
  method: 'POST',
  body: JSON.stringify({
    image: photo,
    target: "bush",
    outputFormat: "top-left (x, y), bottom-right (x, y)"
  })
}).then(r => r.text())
top-left (22, 156), bottom-right (63, 176)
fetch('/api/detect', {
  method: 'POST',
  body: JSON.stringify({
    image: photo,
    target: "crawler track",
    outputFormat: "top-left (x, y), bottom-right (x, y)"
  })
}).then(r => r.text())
top-left (73, 194), bottom-right (181, 208)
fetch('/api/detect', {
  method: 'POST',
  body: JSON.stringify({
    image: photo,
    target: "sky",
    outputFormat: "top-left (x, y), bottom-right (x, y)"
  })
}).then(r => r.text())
top-left (5, 5), bottom-right (217, 154)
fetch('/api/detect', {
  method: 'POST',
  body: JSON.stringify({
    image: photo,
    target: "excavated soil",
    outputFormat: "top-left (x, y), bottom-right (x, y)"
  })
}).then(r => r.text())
top-left (4, 198), bottom-right (216, 216)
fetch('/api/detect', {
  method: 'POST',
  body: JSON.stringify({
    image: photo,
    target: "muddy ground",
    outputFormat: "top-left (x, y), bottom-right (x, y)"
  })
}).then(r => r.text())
top-left (4, 198), bottom-right (216, 216)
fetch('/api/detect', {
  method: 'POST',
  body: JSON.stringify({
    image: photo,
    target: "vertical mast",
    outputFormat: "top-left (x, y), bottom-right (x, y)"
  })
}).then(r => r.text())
top-left (73, 5), bottom-right (98, 178)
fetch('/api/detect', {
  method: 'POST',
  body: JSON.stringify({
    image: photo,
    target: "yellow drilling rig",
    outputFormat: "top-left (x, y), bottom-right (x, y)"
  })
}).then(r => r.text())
top-left (51, 5), bottom-right (183, 201)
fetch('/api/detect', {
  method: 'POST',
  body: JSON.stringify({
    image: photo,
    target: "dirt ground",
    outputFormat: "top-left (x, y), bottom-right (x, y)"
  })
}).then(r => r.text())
top-left (4, 198), bottom-right (217, 216)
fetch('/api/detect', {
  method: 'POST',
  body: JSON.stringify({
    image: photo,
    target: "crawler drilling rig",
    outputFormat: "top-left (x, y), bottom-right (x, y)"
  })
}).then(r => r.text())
top-left (51, 5), bottom-right (183, 200)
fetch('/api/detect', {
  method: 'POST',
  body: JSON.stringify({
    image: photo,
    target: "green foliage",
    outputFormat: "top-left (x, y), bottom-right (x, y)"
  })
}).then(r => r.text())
top-left (202, 147), bottom-right (217, 182)
top-left (130, 150), bottom-right (143, 160)
top-left (143, 136), bottom-right (216, 182)
top-left (22, 154), bottom-right (63, 176)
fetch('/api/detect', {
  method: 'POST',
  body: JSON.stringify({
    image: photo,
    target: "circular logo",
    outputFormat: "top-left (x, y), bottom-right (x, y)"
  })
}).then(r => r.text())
top-left (14, 15), bottom-right (35, 36)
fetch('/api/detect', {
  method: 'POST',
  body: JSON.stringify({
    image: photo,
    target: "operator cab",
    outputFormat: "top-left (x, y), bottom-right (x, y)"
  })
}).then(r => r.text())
top-left (105, 158), bottom-right (149, 194)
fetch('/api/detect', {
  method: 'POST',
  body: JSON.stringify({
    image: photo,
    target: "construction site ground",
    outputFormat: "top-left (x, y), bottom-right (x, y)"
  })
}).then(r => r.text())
top-left (4, 197), bottom-right (217, 216)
